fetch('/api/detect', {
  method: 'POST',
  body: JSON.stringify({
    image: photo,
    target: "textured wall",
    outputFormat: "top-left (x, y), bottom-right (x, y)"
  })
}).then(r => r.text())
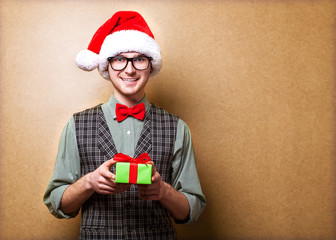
top-left (0, 0), bottom-right (335, 239)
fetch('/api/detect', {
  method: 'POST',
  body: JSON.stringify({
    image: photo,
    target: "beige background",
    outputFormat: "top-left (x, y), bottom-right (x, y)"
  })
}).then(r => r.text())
top-left (1, 0), bottom-right (335, 239)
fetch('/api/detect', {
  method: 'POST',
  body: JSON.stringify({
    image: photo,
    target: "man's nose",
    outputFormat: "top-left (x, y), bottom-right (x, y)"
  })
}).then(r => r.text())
top-left (124, 60), bottom-right (136, 74)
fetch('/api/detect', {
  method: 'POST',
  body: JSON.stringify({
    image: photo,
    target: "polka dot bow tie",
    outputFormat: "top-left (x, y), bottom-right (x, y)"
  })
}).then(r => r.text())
top-left (115, 103), bottom-right (146, 122)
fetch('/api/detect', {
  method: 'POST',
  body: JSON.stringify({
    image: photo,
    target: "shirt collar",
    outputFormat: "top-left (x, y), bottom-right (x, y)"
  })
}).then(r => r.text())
top-left (107, 94), bottom-right (151, 120)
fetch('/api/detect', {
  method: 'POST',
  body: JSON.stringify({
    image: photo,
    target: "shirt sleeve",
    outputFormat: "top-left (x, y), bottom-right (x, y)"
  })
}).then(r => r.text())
top-left (43, 117), bottom-right (81, 219)
top-left (171, 119), bottom-right (207, 224)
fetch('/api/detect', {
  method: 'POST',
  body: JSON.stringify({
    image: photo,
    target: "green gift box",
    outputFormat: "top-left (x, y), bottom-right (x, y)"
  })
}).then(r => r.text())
top-left (115, 162), bottom-right (152, 184)
top-left (114, 153), bottom-right (152, 184)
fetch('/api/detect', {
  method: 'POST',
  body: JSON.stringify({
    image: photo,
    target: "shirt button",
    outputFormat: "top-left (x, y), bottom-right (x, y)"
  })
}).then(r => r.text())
top-left (127, 130), bottom-right (131, 135)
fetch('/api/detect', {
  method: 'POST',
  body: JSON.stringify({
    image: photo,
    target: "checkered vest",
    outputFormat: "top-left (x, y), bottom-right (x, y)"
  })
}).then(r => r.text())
top-left (74, 104), bottom-right (179, 240)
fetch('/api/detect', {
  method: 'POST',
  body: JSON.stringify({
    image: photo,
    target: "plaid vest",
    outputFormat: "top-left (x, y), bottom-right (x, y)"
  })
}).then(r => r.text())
top-left (74, 104), bottom-right (179, 240)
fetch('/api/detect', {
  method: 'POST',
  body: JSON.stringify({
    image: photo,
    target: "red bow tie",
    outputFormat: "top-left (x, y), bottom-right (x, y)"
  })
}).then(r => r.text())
top-left (115, 103), bottom-right (146, 122)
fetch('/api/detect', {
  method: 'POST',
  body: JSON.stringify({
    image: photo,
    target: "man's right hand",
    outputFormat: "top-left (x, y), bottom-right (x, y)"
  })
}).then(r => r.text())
top-left (61, 159), bottom-right (131, 215)
top-left (87, 159), bottom-right (131, 195)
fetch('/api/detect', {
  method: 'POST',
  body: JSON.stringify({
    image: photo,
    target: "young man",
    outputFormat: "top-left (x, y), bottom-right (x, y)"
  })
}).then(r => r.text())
top-left (44, 11), bottom-right (206, 239)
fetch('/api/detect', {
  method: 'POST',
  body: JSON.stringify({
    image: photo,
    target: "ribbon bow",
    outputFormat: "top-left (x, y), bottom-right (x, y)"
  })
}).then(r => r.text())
top-left (114, 153), bottom-right (152, 184)
top-left (115, 103), bottom-right (146, 122)
top-left (113, 153), bottom-right (151, 164)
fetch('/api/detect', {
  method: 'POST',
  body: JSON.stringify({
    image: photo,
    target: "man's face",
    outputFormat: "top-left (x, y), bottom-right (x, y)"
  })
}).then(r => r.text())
top-left (108, 52), bottom-right (151, 104)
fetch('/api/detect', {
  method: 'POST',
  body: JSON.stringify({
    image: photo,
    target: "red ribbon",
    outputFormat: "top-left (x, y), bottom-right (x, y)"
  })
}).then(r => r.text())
top-left (114, 153), bottom-right (151, 184)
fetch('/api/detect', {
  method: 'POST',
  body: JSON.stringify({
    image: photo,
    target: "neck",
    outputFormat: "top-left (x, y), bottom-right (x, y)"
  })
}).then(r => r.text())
top-left (114, 92), bottom-right (145, 107)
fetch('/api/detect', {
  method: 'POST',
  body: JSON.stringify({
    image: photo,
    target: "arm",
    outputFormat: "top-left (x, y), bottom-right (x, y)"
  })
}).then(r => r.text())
top-left (43, 117), bottom-right (130, 217)
top-left (60, 173), bottom-right (95, 215)
top-left (138, 119), bottom-right (206, 223)
top-left (137, 164), bottom-right (190, 221)
top-left (170, 120), bottom-right (206, 223)
top-left (43, 118), bottom-right (81, 218)
top-left (60, 159), bottom-right (131, 215)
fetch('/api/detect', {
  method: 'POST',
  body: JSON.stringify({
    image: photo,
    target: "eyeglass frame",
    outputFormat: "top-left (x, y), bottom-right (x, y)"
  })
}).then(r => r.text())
top-left (107, 55), bottom-right (152, 71)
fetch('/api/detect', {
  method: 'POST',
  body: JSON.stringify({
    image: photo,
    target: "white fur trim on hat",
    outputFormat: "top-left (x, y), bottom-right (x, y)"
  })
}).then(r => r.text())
top-left (76, 49), bottom-right (99, 71)
top-left (98, 30), bottom-right (162, 80)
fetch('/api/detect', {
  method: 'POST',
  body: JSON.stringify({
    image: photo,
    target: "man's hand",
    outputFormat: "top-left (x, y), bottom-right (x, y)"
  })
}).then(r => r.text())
top-left (137, 162), bottom-right (190, 221)
top-left (87, 159), bottom-right (131, 195)
top-left (61, 159), bottom-right (130, 215)
top-left (137, 163), bottom-right (167, 200)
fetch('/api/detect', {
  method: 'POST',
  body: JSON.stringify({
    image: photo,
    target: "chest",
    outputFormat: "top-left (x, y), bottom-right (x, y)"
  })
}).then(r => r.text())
top-left (74, 105), bottom-right (178, 183)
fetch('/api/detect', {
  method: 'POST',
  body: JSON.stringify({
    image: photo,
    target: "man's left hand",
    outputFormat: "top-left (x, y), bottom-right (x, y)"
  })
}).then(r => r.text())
top-left (137, 163), bottom-right (167, 201)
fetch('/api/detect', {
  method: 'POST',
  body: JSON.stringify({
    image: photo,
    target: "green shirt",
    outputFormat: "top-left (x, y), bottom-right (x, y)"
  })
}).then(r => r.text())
top-left (43, 95), bottom-right (206, 223)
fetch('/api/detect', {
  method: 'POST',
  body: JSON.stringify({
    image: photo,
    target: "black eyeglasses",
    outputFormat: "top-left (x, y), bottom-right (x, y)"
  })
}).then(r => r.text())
top-left (108, 56), bottom-right (152, 71)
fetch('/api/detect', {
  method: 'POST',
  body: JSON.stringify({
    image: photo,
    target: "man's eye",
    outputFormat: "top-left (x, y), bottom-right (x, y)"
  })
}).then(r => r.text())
top-left (114, 57), bottom-right (125, 62)
top-left (134, 57), bottom-right (145, 62)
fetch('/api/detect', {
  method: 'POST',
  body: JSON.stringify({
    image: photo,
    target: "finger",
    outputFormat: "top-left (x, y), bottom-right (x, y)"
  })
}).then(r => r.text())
top-left (111, 183), bottom-right (131, 194)
top-left (103, 159), bottom-right (117, 169)
top-left (96, 175), bottom-right (114, 187)
top-left (98, 184), bottom-right (114, 192)
top-left (138, 188), bottom-right (156, 196)
top-left (99, 160), bottom-right (117, 178)
top-left (147, 161), bottom-right (156, 174)
top-left (138, 193), bottom-right (159, 201)
top-left (98, 182), bottom-right (130, 194)
top-left (138, 182), bottom-right (159, 195)
top-left (114, 183), bottom-right (131, 189)
top-left (151, 170), bottom-right (162, 183)
top-left (100, 168), bottom-right (114, 179)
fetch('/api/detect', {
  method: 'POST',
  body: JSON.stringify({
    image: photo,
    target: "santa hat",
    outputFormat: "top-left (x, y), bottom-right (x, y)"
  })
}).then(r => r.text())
top-left (76, 11), bottom-right (162, 79)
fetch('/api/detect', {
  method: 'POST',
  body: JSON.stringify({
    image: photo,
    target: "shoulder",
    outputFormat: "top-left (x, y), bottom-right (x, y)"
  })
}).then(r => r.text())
top-left (176, 118), bottom-right (192, 140)
top-left (150, 104), bottom-right (179, 121)
top-left (73, 104), bottom-right (103, 119)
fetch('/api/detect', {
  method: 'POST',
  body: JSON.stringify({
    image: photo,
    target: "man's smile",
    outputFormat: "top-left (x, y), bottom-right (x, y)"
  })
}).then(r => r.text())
top-left (121, 77), bottom-right (138, 82)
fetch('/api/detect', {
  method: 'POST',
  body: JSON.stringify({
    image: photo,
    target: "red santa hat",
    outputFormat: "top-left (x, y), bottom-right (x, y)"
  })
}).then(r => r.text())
top-left (76, 11), bottom-right (162, 79)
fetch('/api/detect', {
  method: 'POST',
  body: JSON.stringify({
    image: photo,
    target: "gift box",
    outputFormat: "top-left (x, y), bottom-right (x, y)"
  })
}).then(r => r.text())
top-left (114, 153), bottom-right (152, 184)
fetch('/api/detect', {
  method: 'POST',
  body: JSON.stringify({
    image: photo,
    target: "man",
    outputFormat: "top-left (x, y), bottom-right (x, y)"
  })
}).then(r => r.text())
top-left (44, 11), bottom-right (206, 239)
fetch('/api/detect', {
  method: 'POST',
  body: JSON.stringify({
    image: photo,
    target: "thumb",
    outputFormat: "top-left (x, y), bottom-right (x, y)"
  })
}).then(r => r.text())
top-left (147, 161), bottom-right (157, 176)
top-left (103, 159), bottom-right (116, 170)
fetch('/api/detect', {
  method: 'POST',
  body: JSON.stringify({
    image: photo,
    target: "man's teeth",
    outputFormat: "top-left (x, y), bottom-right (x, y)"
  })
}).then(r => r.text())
top-left (122, 78), bottom-right (137, 82)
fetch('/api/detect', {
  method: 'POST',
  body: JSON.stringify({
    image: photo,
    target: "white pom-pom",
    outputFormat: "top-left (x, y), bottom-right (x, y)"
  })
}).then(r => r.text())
top-left (76, 50), bottom-right (99, 71)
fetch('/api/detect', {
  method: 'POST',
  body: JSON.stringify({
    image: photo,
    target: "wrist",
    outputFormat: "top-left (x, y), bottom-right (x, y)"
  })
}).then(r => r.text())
top-left (158, 182), bottom-right (190, 221)
top-left (83, 172), bottom-right (94, 192)
top-left (160, 181), bottom-right (171, 201)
